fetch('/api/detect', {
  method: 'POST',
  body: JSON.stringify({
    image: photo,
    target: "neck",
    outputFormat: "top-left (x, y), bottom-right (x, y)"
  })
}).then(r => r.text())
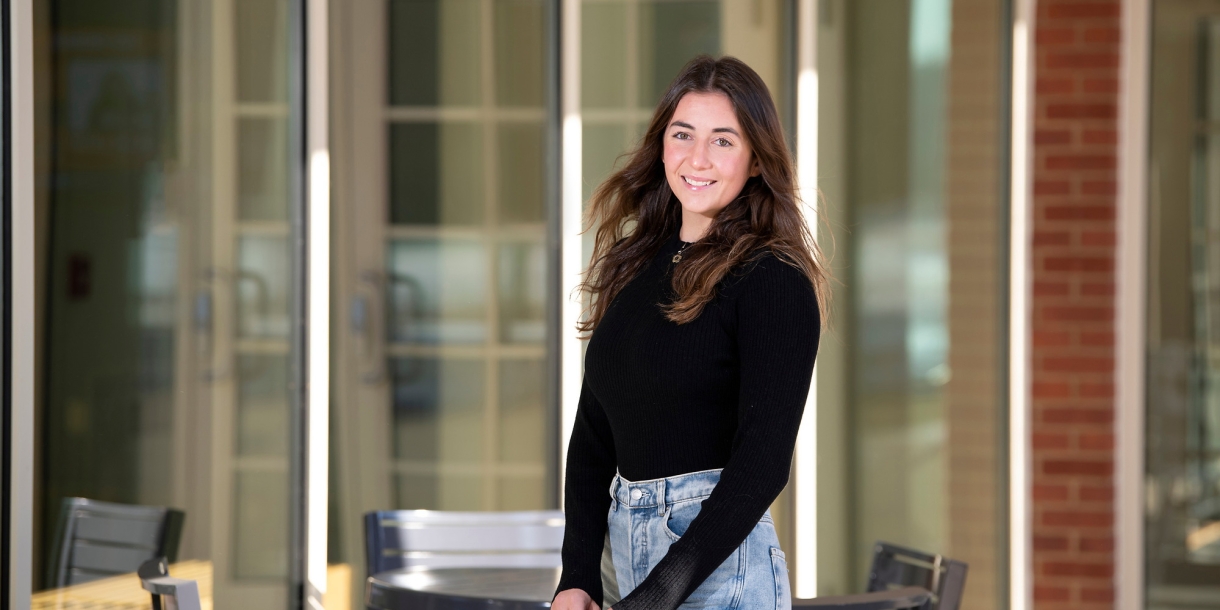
top-left (679, 211), bottom-right (712, 242)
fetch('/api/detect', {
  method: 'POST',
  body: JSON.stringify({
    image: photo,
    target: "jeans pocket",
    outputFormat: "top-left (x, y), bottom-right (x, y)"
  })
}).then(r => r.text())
top-left (770, 547), bottom-right (791, 610)
top-left (661, 500), bottom-right (698, 542)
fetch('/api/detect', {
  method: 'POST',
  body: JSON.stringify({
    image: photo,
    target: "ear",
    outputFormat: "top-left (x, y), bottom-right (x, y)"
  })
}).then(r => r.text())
top-left (749, 157), bottom-right (761, 177)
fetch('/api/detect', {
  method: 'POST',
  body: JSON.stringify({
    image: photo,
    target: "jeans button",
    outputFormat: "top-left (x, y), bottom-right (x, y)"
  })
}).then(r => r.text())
top-left (630, 489), bottom-right (642, 501)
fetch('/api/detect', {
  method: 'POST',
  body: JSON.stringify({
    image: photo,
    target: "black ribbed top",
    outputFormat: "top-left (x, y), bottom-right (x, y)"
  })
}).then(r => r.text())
top-left (557, 229), bottom-right (821, 609)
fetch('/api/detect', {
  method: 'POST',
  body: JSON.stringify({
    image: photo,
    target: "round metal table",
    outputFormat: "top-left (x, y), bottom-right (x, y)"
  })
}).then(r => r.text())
top-left (366, 567), bottom-right (561, 610)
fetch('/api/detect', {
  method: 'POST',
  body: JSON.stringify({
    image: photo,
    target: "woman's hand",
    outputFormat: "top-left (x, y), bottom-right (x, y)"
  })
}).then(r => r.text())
top-left (552, 588), bottom-right (600, 610)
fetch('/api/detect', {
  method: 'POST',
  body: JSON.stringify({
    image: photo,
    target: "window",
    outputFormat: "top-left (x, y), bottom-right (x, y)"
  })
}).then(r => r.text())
top-left (33, 0), bottom-right (306, 604)
top-left (814, 1), bottom-right (1010, 605)
top-left (1146, 1), bottom-right (1220, 604)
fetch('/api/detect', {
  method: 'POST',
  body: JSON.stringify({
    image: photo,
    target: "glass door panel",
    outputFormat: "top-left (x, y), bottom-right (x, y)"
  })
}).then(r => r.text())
top-left (386, 238), bottom-right (489, 345)
top-left (329, 2), bottom-right (555, 602)
top-left (814, 1), bottom-right (1008, 606)
top-left (388, 122), bottom-right (485, 226)
top-left (34, 0), bottom-right (303, 605)
top-left (380, 0), bottom-right (551, 509)
top-left (1147, 2), bottom-right (1220, 605)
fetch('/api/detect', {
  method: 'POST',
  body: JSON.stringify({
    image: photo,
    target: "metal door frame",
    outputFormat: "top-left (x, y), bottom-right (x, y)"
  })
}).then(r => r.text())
top-left (6, 0), bottom-right (35, 607)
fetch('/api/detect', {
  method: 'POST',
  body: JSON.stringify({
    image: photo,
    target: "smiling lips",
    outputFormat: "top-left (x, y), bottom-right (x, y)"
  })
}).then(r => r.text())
top-left (682, 175), bottom-right (717, 188)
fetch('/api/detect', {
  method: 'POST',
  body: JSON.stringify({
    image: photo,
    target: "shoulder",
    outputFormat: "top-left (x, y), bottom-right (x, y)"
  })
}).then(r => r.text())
top-left (728, 250), bottom-right (815, 296)
top-left (725, 251), bottom-right (822, 348)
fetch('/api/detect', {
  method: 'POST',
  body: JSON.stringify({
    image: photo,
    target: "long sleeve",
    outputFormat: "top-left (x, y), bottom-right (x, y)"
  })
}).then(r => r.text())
top-left (613, 256), bottom-right (821, 609)
top-left (556, 379), bottom-right (619, 605)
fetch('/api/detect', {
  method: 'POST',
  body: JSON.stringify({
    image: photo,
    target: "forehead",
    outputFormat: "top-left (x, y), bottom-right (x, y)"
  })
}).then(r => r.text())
top-left (670, 91), bottom-right (740, 128)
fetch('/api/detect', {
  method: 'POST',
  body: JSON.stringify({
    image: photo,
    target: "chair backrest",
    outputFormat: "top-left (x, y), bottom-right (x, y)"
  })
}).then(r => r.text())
top-left (46, 497), bottom-right (186, 588)
top-left (867, 542), bottom-right (968, 610)
top-left (139, 557), bottom-right (202, 610)
top-left (364, 510), bottom-right (565, 576)
top-left (792, 586), bottom-right (933, 609)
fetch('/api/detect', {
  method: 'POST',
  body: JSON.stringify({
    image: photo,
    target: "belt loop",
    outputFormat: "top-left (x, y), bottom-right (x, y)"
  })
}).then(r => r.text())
top-left (656, 479), bottom-right (666, 516)
top-left (609, 474), bottom-right (620, 511)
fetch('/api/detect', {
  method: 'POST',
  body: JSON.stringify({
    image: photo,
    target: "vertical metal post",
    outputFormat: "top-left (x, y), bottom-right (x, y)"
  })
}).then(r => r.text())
top-left (1116, 0), bottom-right (1149, 607)
top-left (558, 0), bottom-right (582, 503)
top-left (304, 0), bottom-right (330, 606)
top-left (793, 0), bottom-right (818, 599)
top-left (545, 0), bottom-right (563, 509)
top-left (7, 0), bottom-right (34, 607)
top-left (1008, 1), bottom-right (1035, 609)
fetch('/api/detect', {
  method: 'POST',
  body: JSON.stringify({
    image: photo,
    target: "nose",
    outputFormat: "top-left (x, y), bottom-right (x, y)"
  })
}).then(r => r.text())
top-left (690, 143), bottom-right (711, 170)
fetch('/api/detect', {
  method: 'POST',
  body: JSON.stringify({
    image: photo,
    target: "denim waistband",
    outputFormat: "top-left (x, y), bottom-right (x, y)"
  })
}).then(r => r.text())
top-left (609, 468), bottom-right (723, 511)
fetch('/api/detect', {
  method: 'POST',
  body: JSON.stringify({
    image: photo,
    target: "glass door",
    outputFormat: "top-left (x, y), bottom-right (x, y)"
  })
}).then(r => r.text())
top-left (329, 1), bottom-right (557, 600)
top-left (1146, 2), bottom-right (1220, 605)
top-left (33, 0), bottom-right (305, 605)
top-left (813, 1), bottom-right (1010, 606)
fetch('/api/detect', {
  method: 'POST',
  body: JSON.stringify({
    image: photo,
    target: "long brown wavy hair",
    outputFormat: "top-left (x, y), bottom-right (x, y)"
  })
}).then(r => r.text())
top-left (577, 55), bottom-right (829, 334)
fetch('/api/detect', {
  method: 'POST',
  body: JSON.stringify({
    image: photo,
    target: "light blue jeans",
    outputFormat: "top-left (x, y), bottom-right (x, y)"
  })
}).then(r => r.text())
top-left (605, 469), bottom-right (791, 609)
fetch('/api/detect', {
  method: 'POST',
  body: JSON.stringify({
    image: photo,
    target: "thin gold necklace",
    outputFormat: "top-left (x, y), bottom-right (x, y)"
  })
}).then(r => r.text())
top-left (672, 241), bottom-right (692, 264)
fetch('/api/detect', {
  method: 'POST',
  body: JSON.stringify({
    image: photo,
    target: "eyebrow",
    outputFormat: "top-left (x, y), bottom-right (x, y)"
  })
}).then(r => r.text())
top-left (669, 120), bottom-right (741, 137)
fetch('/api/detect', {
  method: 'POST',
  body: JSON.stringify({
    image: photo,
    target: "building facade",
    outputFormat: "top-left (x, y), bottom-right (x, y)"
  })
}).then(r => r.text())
top-left (2, 0), bottom-right (1217, 609)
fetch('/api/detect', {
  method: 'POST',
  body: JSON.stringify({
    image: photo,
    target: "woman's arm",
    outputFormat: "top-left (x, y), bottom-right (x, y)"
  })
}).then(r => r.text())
top-left (555, 380), bottom-right (619, 606)
top-left (612, 255), bottom-right (821, 610)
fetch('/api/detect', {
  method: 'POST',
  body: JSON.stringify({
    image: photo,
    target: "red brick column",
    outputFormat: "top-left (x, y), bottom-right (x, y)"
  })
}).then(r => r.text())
top-left (1030, 1), bottom-right (1121, 608)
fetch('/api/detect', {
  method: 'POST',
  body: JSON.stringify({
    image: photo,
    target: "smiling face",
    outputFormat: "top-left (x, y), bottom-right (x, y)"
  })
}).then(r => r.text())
top-left (663, 91), bottom-right (759, 241)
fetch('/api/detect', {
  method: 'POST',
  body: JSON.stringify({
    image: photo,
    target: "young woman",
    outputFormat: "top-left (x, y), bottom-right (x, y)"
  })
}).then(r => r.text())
top-left (552, 55), bottom-right (827, 610)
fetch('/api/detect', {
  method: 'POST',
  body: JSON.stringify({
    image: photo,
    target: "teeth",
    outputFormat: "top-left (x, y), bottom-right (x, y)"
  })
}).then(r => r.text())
top-left (684, 176), bottom-right (714, 187)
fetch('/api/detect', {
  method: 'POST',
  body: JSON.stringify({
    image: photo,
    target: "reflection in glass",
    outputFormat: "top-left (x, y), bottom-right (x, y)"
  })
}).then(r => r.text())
top-left (390, 357), bottom-right (485, 464)
top-left (1147, 7), bottom-right (1220, 602)
top-left (494, 0), bottom-right (546, 108)
top-left (386, 239), bottom-right (488, 344)
top-left (498, 241), bottom-right (547, 344)
top-left (388, 0), bottom-right (482, 106)
top-left (497, 475), bottom-right (547, 511)
top-left (36, 0), bottom-right (301, 603)
top-left (637, 1), bottom-right (720, 107)
top-left (582, 124), bottom-right (631, 202)
top-left (499, 359), bottom-right (546, 464)
top-left (814, 1), bottom-right (1007, 605)
top-left (395, 473), bottom-right (483, 511)
top-left (581, 2), bottom-right (628, 109)
top-left (238, 118), bottom-right (289, 221)
top-left (233, 471), bottom-right (289, 577)
top-left (498, 123), bottom-right (546, 224)
top-left (235, 0), bottom-right (288, 103)
top-left (847, 0), bottom-right (950, 582)
top-left (389, 122), bottom-right (485, 226)
top-left (237, 236), bottom-right (292, 339)
top-left (331, 3), bottom-right (553, 602)
top-left (236, 355), bottom-right (290, 457)
top-left (389, 356), bottom-right (488, 509)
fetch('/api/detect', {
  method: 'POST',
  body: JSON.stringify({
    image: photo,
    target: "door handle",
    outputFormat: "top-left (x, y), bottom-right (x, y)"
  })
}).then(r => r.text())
top-left (358, 271), bottom-right (386, 385)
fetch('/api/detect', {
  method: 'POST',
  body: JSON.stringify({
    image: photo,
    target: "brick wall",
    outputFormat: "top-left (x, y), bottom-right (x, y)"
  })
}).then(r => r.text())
top-left (1030, 0), bottom-right (1121, 608)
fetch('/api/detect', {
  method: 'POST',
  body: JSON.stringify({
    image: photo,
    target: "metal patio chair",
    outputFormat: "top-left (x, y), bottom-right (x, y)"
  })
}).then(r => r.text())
top-left (45, 497), bottom-right (185, 588)
top-left (138, 557), bottom-right (202, 610)
top-left (865, 542), bottom-right (968, 610)
top-left (793, 586), bottom-right (934, 609)
top-left (364, 509), bottom-right (565, 576)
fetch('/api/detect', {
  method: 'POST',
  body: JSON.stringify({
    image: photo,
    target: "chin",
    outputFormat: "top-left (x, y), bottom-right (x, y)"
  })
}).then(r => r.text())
top-left (677, 202), bottom-right (730, 218)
